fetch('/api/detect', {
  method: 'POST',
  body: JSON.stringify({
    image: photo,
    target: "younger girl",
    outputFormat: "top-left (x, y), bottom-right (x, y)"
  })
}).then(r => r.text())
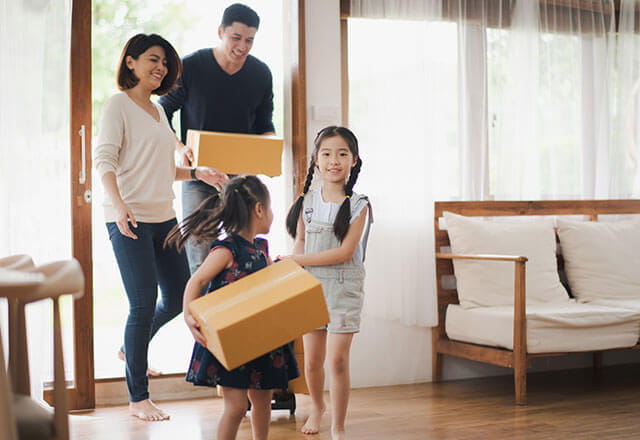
top-left (284, 126), bottom-right (372, 440)
top-left (165, 175), bottom-right (298, 440)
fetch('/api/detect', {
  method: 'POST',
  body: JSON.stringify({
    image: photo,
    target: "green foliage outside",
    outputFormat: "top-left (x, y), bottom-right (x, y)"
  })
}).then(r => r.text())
top-left (92, 0), bottom-right (191, 132)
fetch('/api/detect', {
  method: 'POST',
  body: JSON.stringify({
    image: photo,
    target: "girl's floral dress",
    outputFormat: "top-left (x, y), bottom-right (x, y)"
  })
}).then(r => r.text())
top-left (185, 234), bottom-right (299, 389)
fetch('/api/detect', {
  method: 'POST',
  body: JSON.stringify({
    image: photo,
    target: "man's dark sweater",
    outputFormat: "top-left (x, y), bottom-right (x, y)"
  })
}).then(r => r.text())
top-left (159, 48), bottom-right (275, 143)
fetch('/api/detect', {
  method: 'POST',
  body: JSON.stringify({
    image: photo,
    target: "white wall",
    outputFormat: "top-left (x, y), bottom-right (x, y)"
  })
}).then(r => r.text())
top-left (303, 0), bottom-right (640, 388)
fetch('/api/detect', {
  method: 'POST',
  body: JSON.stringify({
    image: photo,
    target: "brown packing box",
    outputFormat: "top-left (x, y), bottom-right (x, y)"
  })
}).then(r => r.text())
top-left (288, 351), bottom-right (309, 394)
top-left (283, 337), bottom-right (308, 394)
top-left (189, 259), bottom-right (329, 371)
top-left (187, 129), bottom-right (284, 177)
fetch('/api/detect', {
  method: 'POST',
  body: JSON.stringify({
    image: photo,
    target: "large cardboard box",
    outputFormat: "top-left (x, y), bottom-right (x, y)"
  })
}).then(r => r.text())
top-left (189, 259), bottom-right (328, 371)
top-left (187, 129), bottom-right (283, 177)
top-left (288, 337), bottom-right (309, 394)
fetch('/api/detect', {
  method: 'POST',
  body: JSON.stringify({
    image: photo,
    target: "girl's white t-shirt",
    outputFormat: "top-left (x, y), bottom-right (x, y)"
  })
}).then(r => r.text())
top-left (95, 92), bottom-right (177, 223)
top-left (308, 188), bottom-right (368, 264)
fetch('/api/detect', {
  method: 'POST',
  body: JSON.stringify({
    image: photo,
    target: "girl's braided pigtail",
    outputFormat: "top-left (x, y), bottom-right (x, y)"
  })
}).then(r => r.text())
top-left (285, 159), bottom-right (316, 238)
top-left (333, 157), bottom-right (362, 242)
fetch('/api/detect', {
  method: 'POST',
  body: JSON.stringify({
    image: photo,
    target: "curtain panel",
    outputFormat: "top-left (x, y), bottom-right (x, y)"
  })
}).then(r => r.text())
top-left (0, 0), bottom-right (72, 401)
top-left (347, 0), bottom-right (640, 327)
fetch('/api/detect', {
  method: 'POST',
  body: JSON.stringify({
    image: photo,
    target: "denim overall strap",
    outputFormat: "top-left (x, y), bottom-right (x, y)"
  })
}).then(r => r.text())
top-left (302, 191), bottom-right (369, 271)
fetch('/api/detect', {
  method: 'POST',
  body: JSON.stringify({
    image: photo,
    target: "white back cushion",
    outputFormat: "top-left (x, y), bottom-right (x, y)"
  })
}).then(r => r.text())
top-left (443, 212), bottom-right (570, 308)
top-left (557, 218), bottom-right (640, 302)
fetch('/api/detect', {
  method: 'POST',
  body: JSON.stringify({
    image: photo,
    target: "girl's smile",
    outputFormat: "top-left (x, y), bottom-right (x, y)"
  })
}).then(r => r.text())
top-left (316, 136), bottom-right (356, 183)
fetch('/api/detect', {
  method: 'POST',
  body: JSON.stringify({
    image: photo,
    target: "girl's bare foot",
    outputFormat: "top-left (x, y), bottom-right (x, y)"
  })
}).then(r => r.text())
top-left (129, 399), bottom-right (169, 421)
top-left (331, 427), bottom-right (346, 440)
top-left (301, 405), bottom-right (325, 435)
top-left (117, 350), bottom-right (162, 376)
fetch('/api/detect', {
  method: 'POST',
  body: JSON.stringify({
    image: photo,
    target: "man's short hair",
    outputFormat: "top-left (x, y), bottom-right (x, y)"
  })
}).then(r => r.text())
top-left (221, 3), bottom-right (260, 29)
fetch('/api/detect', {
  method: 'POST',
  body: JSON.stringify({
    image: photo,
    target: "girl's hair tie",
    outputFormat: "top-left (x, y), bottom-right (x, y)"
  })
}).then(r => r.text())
top-left (300, 192), bottom-right (306, 197)
top-left (345, 195), bottom-right (351, 199)
top-left (234, 189), bottom-right (238, 193)
top-left (217, 193), bottom-right (222, 198)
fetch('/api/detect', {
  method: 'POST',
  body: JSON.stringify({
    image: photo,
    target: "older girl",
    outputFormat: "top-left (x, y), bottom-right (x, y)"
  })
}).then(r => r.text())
top-left (284, 126), bottom-right (372, 439)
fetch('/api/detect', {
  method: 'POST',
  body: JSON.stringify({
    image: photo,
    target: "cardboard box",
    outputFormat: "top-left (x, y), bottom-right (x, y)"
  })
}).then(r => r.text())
top-left (189, 259), bottom-right (329, 371)
top-left (285, 337), bottom-right (308, 394)
top-left (288, 350), bottom-right (309, 394)
top-left (187, 129), bottom-right (284, 177)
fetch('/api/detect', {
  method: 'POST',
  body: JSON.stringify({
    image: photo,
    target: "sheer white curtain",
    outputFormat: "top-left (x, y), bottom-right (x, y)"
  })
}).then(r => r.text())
top-left (0, 0), bottom-right (72, 400)
top-left (348, 0), bottom-right (629, 327)
top-left (488, 0), bottom-right (615, 199)
top-left (609, 0), bottom-right (640, 197)
top-left (348, 6), bottom-right (454, 327)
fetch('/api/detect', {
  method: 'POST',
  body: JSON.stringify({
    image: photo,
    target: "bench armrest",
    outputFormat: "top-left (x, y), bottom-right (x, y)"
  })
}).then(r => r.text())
top-left (436, 252), bottom-right (528, 263)
top-left (435, 252), bottom-right (528, 357)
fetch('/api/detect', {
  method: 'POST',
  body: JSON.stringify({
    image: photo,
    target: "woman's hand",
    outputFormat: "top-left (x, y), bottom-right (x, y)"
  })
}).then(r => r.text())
top-left (184, 311), bottom-right (207, 346)
top-left (114, 200), bottom-right (138, 239)
top-left (177, 141), bottom-right (193, 167)
top-left (195, 167), bottom-right (230, 191)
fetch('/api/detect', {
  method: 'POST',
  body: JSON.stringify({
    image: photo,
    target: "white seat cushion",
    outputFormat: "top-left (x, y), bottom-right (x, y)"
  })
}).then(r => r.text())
top-left (587, 298), bottom-right (640, 313)
top-left (443, 212), bottom-right (570, 308)
top-left (557, 218), bottom-right (640, 302)
top-left (445, 302), bottom-right (640, 353)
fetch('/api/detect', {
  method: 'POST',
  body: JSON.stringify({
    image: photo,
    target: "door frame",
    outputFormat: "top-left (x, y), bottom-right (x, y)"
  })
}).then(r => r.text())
top-left (45, 0), bottom-right (307, 409)
top-left (43, 0), bottom-right (94, 410)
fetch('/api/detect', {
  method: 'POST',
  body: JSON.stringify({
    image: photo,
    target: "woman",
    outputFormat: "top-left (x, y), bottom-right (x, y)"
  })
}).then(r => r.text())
top-left (94, 33), bottom-right (228, 421)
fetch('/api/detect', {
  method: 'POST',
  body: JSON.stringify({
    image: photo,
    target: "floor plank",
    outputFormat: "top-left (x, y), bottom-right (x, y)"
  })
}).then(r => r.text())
top-left (69, 364), bottom-right (640, 439)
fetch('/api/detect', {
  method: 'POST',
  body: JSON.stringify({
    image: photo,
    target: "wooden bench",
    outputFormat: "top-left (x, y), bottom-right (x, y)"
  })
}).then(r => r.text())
top-left (432, 200), bottom-right (640, 405)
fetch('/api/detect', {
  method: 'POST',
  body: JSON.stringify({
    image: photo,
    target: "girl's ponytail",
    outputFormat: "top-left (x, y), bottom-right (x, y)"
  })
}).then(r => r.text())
top-left (285, 159), bottom-right (316, 238)
top-left (164, 192), bottom-right (224, 251)
top-left (165, 175), bottom-right (270, 251)
top-left (333, 157), bottom-right (362, 242)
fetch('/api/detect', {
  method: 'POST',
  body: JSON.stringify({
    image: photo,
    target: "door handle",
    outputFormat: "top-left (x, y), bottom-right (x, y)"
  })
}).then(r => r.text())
top-left (78, 124), bottom-right (87, 184)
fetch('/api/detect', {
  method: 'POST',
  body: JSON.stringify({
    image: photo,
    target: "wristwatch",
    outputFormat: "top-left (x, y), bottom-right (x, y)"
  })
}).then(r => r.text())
top-left (190, 167), bottom-right (198, 181)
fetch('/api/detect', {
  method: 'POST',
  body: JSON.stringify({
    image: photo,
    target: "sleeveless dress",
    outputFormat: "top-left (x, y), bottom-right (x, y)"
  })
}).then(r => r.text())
top-left (185, 234), bottom-right (299, 389)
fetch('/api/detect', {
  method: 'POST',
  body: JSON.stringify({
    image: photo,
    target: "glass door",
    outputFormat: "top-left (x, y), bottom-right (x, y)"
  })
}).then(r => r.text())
top-left (91, 0), bottom-right (287, 385)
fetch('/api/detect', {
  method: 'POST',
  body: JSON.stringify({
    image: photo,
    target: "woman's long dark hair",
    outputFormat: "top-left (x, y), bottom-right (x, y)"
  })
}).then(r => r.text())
top-left (165, 175), bottom-right (270, 251)
top-left (285, 126), bottom-right (362, 242)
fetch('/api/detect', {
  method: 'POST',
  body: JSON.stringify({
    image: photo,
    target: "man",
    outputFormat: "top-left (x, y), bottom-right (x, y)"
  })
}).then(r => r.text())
top-left (160, 3), bottom-right (275, 274)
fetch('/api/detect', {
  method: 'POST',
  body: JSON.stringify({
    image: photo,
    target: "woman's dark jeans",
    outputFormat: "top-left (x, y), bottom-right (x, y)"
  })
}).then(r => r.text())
top-left (107, 218), bottom-right (189, 402)
top-left (182, 180), bottom-right (218, 274)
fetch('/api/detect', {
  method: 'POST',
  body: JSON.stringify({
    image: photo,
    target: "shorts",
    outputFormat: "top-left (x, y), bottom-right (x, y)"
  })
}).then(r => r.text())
top-left (309, 267), bottom-right (365, 333)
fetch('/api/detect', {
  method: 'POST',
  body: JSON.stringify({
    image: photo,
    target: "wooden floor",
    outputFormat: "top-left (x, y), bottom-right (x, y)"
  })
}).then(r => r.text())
top-left (69, 364), bottom-right (640, 439)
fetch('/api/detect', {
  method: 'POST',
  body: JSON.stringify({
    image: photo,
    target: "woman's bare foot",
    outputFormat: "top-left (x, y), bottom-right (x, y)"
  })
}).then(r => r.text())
top-left (331, 427), bottom-right (346, 440)
top-left (129, 399), bottom-right (169, 421)
top-left (117, 350), bottom-right (162, 376)
top-left (301, 405), bottom-right (325, 435)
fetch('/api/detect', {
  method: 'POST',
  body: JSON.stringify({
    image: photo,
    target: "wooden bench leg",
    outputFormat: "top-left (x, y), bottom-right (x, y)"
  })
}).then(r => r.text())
top-left (514, 358), bottom-right (527, 406)
top-left (593, 352), bottom-right (603, 370)
top-left (592, 352), bottom-right (604, 382)
top-left (432, 351), bottom-right (443, 382)
top-left (431, 328), bottom-right (443, 382)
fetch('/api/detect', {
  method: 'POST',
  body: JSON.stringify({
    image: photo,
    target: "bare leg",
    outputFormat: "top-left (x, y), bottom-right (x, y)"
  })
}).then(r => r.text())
top-left (217, 387), bottom-right (249, 440)
top-left (301, 330), bottom-right (327, 435)
top-left (248, 389), bottom-right (273, 440)
top-left (129, 399), bottom-right (169, 421)
top-left (327, 332), bottom-right (354, 440)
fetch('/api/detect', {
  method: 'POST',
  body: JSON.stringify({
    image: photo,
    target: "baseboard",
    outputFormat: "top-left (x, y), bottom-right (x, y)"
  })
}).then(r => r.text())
top-left (95, 374), bottom-right (217, 406)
